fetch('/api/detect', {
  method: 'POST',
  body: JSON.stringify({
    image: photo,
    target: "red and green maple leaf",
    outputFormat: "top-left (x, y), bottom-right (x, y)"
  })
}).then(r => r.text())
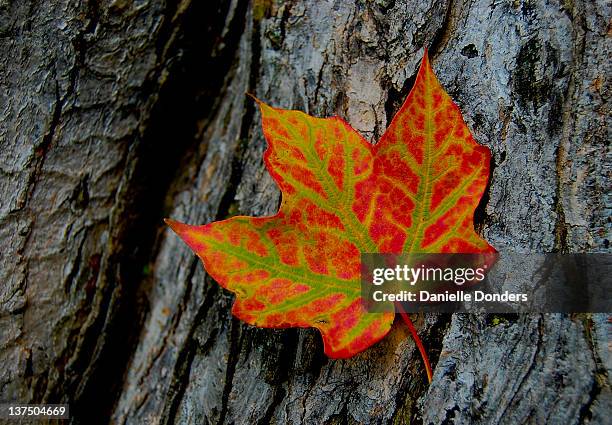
top-left (166, 51), bottom-right (495, 379)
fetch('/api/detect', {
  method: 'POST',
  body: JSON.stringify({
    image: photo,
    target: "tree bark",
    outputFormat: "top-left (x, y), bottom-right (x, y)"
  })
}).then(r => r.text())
top-left (0, 0), bottom-right (609, 424)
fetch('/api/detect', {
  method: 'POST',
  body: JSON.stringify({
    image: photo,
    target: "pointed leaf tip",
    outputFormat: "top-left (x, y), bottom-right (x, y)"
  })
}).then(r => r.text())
top-left (246, 92), bottom-right (261, 103)
top-left (421, 47), bottom-right (430, 66)
top-left (247, 94), bottom-right (277, 117)
top-left (165, 218), bottom-right (191, 239)
top-left (164, 217), bottom-right (179, 230)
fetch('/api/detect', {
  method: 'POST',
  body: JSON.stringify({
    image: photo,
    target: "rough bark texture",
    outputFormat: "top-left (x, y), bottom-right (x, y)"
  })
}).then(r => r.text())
top-left (0, 0), bottom-right (609, 424)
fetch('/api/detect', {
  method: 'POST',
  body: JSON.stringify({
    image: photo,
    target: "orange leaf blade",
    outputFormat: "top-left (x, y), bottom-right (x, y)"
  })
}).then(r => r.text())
top-left (166, 50), bottom-right (495, 360)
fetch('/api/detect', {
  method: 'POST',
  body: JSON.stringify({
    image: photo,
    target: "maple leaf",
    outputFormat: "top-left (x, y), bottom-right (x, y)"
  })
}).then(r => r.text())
top-left (166, 50), bottom-right (494, 372)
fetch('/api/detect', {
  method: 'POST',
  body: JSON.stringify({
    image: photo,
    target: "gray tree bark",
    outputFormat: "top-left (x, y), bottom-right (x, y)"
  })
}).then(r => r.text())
top-left (0, 0), bottom-right (609, 424)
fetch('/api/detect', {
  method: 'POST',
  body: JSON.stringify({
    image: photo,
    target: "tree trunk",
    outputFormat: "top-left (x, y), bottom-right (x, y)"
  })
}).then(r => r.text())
top-left (1, 0), bottom-right (609, 424)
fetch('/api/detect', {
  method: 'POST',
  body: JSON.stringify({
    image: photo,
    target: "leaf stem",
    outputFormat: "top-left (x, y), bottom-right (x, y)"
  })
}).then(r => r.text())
top-left (395, 301), bottom-right (433, 384)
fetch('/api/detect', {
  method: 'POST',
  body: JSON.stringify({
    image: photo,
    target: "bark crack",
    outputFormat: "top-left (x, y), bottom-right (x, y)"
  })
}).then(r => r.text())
top-left (577, 315), bottom-right (609, 423)
top-left (217, 318), bottom-right (242, 425)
